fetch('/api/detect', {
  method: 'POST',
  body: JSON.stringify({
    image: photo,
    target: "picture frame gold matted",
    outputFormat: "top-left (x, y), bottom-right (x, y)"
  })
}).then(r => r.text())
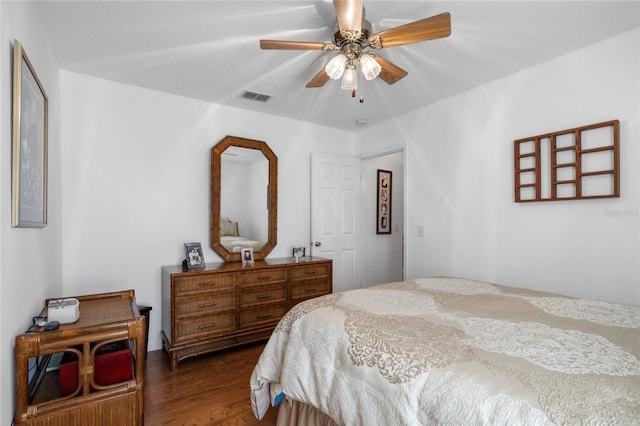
top-left (12, 39), bottom-right (48, 228)
top-left (376, 169), bottom-right (392, 234)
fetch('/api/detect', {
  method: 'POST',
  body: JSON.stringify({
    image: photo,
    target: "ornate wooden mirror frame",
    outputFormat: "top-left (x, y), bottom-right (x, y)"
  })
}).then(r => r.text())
top-left (211, 135), bottom-right (277, 262)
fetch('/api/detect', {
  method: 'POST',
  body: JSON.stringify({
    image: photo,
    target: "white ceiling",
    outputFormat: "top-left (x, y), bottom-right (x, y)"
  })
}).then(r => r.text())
top-left (36, 1), bottom-right (639, 132)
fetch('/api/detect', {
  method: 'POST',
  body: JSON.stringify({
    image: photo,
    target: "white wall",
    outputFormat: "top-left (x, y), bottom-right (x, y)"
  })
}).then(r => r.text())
top-left (60, 71), bottom-right (356, 353)
top-left (0, 2), bottom-right (63, 423)
top-left (357, 28), bottom-right (640, 305)
top-left (247, 159), bottom-right (270, 241)
top-left (220, 161), bottom-right (253, 234)
top-left (220, 158), bottom-right (269, 242)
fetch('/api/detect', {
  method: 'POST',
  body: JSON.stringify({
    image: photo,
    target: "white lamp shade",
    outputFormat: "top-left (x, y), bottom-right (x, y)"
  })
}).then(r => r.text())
top-left (360, 53), bottom-right (381, 80)
top-left (325, 54), bottom-right (347, 79)
top-left (341, 66), bottom-right (358, 90)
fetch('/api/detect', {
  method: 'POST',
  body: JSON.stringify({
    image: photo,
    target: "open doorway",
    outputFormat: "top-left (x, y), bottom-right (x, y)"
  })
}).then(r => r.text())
top-left (361, 150), bottom-right (404, 287)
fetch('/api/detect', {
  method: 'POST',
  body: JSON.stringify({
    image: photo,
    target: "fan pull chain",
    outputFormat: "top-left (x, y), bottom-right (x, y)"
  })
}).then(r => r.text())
top-left (358, 67), bottom-right (365, 103)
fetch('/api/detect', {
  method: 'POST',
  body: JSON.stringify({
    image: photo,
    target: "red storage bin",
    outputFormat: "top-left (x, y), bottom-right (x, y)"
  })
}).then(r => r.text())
top-left (59, 341), bottom-right (133, 396)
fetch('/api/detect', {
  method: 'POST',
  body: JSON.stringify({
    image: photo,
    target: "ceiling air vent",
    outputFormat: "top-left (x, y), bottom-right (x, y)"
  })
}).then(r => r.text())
top-left (241, 90), bottom-right (272, 103)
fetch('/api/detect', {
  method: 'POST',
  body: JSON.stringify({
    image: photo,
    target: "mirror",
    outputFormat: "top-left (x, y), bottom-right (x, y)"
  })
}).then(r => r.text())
top-left (211, 136), bottom-right (277, 262)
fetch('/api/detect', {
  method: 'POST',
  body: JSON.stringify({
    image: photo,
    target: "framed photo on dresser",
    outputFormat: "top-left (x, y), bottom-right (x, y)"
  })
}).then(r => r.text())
top-left (242, 247), bottom-right (254, 267)
top-left (292, 247), bottom-right (306, 259)
top-left (184, 242), bottom-right (205, 269)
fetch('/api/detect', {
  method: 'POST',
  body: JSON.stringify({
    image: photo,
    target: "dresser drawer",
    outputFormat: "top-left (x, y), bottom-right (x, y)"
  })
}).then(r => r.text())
top-left (289, 264), bottom-right (330, 281)
top-left (239, 304), bottom-right (289, 328)
top-left (175, 313), bottom-right (236, 341)
top-left (239, 284), bottom-right (287, 308)
top-left (175, 293), bottom-right (235, 318)
top-left (239, 268), bottom-right (286, 287)
top-left (173, 273), bottom-right (234, 294)
top-left (290, 280), bottom-right (331, 300)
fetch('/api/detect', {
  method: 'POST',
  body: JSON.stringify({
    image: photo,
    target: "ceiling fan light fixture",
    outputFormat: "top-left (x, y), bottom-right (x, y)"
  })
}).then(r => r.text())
top-left (341, 65), bottom-right (358, 91)
top-left (325, 53), bottom-right (347, 79)
top-left (359, 53), bottom-right (381, 80)
top-left (261, 4), bottom-right (452, 91)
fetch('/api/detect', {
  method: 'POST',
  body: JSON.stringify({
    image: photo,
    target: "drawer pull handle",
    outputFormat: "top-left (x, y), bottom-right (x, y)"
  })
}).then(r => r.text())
top-left (257, 275), bottom-right (272, 280)
top-left (257, 295), bottom-right (272, 300)
top-left (257, 314), bottom-right (272, 320)
top-left (198, 282), bottom-right (217, 287)
top-left (199, 302), bottom-right (217, 308)
top-left (305, 288), bottom-right (317, 293)
top-left (199, 323), bottom-right (217, 329)
top-left (304, 271), bottom-right (317, 275)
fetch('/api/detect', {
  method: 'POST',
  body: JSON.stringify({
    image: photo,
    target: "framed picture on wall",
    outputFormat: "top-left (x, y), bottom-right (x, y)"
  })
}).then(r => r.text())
top-left (12, 39), bottom-right (48, 228)
top-left (377, 169), bottom-right (392, 234)
top-left (184, 242), bottom-right (205, 269)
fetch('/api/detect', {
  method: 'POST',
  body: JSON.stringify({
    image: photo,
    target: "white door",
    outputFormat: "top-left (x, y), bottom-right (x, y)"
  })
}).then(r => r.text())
top-left (310, 153), bottom-right (362, 293)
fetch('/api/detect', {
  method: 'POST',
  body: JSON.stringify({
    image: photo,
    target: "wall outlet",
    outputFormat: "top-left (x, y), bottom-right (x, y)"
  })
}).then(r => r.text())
top-left (417, 224), bottom-right (425, 237)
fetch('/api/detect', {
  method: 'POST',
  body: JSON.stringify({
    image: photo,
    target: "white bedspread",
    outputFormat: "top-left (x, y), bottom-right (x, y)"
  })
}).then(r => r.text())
top-left (220, 235), bottom-right (265, 252)
top-left (250, 277), bottom-right (640, 425)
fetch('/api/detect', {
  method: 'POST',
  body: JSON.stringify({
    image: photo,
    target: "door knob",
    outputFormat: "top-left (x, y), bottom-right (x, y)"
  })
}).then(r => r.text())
top-left (314, 241), bottom-right (322, 247)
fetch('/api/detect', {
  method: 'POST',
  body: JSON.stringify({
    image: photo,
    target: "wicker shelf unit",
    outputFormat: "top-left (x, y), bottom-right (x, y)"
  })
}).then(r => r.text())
top-left (14, 290), bottom-right (147, 426)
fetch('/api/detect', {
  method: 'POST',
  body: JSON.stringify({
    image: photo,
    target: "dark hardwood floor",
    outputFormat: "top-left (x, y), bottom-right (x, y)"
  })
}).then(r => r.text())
top-left (144, 343), bottom-right (278, 425)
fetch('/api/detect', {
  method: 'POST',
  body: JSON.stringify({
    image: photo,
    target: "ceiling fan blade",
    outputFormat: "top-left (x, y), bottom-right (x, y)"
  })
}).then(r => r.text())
top-left (305, 68), bottom-right (331, 88)
top-left (334, 0), bottom-right (363, 36)
top-left (260, 40), bottom-right (334, 50)
top-left (373, 55), bottom-right (408, 85)
top-left (370, 12), bottom-right (451, 49)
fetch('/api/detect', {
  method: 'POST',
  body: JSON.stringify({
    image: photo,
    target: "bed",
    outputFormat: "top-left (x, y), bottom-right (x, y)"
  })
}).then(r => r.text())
top-left (220, 235), bottom-right (266, 252)
top-left (219, 217), bottom-right (265, 252)
top-left (250, 277), bottom-right (640, 425)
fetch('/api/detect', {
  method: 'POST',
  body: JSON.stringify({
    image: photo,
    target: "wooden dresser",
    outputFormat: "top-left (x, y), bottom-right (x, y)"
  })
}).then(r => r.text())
top-left (161, 257), bottom-right (332, 370)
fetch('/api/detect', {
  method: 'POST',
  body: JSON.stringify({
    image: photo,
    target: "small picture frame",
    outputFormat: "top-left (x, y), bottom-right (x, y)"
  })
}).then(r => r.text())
top-left (292, 247), bottom-right (306, 259)
top-left (241, 247), bottom-right (254, 267)
top-left (184, 242), bottom-right (205, 269)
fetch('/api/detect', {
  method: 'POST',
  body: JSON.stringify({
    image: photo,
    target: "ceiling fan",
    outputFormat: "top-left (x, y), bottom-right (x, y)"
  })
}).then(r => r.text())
top-left (260, 0), bottom-right (451, 97)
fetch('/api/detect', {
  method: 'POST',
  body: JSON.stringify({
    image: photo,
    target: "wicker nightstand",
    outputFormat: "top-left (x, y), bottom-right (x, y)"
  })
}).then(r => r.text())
top-left (14, 290), bottom-right (147, 426)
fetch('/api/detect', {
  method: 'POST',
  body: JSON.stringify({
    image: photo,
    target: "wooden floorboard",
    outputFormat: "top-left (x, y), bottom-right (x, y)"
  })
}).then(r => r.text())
top-left (144, 343), bottom-right (278, 425)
